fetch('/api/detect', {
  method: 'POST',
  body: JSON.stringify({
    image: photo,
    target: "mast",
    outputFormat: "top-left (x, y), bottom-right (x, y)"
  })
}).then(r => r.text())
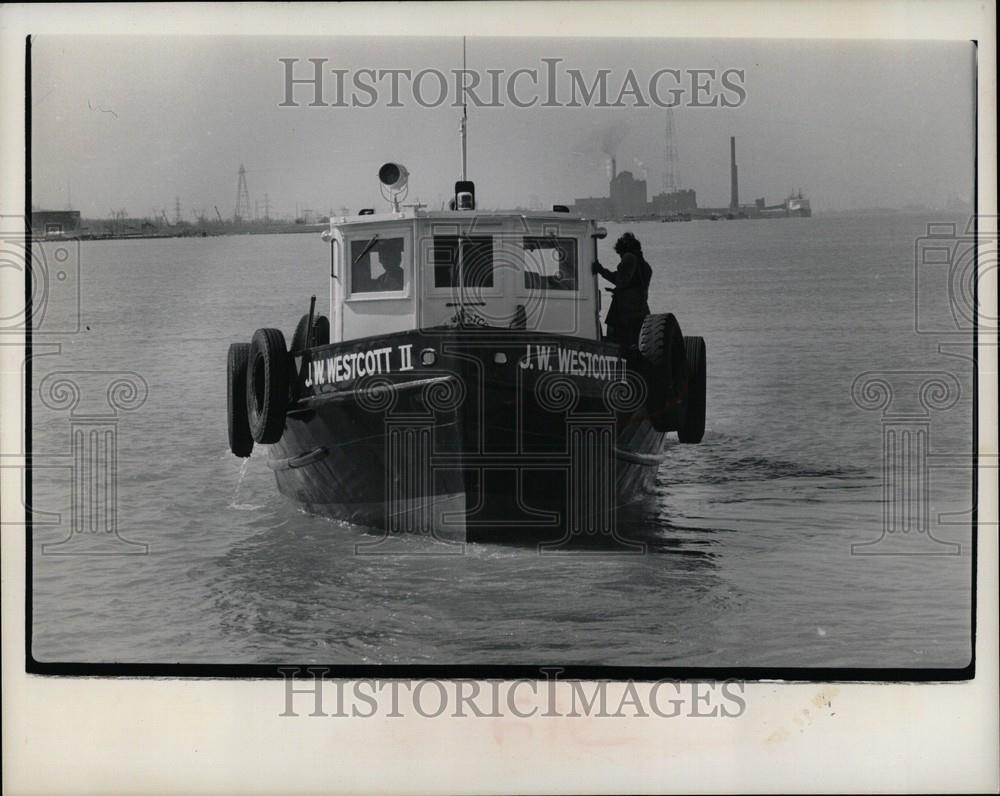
top-left (460, 36), bottom-right (468, 181)
top-left (457, 37), bottom-right (468, 323)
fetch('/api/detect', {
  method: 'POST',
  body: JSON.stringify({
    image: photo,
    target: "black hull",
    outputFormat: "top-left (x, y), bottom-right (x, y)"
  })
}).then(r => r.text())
top-left (267, 329), bottom-right (669, 544)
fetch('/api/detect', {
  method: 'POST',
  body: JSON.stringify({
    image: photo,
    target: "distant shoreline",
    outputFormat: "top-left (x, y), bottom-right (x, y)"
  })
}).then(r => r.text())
top-left (69, 223), bottom-right (327, 242)
top-left (50, 207), bottom-right (975, 243)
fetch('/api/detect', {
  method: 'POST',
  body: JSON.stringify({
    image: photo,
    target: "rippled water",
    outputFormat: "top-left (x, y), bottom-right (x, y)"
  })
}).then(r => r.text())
top-left (30, 213), bottom-right (974, 667)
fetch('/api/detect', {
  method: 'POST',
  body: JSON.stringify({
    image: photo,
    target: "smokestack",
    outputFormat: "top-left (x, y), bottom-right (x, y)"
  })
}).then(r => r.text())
top-left (729, 136), bottom-right (739, 210)
top-left (611, 156), bottom-right (617, 182)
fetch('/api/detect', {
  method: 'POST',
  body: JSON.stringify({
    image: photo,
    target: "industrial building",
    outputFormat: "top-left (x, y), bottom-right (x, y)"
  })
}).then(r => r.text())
top-left (572, 156), bottom-right (694, 220)
top-left (649, 188), bottom-right (697, 216)
top-left (572, 132), bottom-right (808, 221)
top-left (30, 210), bottom-right (81, 238)
top-left (608, 161), bottom-right (647, 218)
top-left (571, 195), bottom-right (612, 218)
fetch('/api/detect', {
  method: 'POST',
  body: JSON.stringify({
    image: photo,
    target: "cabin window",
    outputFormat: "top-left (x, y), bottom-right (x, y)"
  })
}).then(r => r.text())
top-left (432, 236), bottom-right (495, 288)
top-left (350, 236), bottom-right (407, 294)
top-left (523, 237), bottom-right (577, 291)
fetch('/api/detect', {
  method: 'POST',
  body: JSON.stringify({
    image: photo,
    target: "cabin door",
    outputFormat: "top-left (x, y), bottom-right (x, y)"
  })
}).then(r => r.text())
top-left (333, 223), bottom-right (417, 343)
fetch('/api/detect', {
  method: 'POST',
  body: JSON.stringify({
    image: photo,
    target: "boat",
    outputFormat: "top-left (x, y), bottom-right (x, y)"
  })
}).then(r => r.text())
top-left (784, 191), bottom-right (812, 217)
top-left (226, 165), bottom-right (707, 545)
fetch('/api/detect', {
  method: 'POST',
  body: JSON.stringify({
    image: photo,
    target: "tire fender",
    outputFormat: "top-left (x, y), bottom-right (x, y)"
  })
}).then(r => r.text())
top-left (637, 313), bottom-right (687, 432)
top-left (227, 342), bottom-right (254, 457)
top-left (246, 327), bottom-right (289, 444)
top-left (678, 335), bottom-right (706, 444)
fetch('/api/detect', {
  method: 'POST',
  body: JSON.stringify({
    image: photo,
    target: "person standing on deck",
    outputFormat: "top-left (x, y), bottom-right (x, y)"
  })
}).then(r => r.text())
top-left (591, 232), bottom-right (652, 346)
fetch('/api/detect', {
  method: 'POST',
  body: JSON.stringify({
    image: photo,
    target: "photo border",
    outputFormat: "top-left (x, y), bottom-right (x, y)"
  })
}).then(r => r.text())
top-left (2, 3), bottom-right (996, 795)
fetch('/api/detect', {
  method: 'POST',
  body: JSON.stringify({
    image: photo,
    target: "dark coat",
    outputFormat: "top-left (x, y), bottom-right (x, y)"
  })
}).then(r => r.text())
top-left (596, 252), bottom-right (651, 328)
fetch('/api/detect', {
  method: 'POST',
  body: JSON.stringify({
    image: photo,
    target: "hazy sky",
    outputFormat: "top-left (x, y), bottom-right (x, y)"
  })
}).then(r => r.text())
top-left (31, 36), bottom-right (975, 218)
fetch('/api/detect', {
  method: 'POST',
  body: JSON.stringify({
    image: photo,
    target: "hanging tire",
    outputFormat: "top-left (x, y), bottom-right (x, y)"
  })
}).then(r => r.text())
top-left (227, 342), bottom-right (254, 458)
top-left (246, 327), bottom-right (289, 444)
top-left (678, 336), bottom-right (706, 444)
top-left (638, 313), bottom-right (687, 432)
top-left (290, 313), bottom-right (330, 352)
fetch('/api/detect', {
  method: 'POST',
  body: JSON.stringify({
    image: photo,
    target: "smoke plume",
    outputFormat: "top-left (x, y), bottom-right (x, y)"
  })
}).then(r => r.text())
top-left (595, 122), bottom-right (630, 157)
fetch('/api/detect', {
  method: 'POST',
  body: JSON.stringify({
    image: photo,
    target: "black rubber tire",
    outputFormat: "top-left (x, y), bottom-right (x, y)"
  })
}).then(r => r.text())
top-left (290, 313), bottom-right (330, 352)
top-left (227, 342), bottom-right (254, 458)
top-left (678, 336), bottom-right (706, 444)
top-left (246, 327), bottom-right (289, 444)
top-left (638, 313), bottom-right (687, 432)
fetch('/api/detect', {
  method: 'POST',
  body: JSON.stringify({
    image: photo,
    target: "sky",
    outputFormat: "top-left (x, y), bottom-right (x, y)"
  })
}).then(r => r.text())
top-left (30, 35), bottom-right (975, 218)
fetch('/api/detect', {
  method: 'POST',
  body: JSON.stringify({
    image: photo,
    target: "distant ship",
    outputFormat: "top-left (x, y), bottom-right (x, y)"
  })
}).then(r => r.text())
top-left (784, 191), bottom-right (812, 217)
top-left (753, 191), bottom-right (812, 219)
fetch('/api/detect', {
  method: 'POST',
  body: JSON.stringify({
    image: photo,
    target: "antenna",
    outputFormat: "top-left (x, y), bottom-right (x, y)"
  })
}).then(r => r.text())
top-left (235, 163), bottom-right (250, 223)
top-left (452, 38), bottom-right (476, 212)
top-left (460, 36), bottom-right (468, 181)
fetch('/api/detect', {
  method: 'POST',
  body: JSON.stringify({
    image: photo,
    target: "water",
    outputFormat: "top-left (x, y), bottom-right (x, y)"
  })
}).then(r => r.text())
top-left (30, 214), bottom-right (974, 667)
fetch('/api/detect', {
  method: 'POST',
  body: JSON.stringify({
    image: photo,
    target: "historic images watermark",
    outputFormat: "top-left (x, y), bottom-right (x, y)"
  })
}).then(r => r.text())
top-left (0, 215), bottom-right (80, 335)
top-left (850, 370), bottom-right (963, 555)
top-left (278, 668), bottom-right (747, 719)
top-left (913, 218), bottom-right (996, 336)
top-left (34, 370), bottom-right (150, 555)
top-left (848, 215), bottom-right (997, 555)
top-left (0, 215), bottom-right (150, 555)
top-left (279, 59), bottom-right (747, 109)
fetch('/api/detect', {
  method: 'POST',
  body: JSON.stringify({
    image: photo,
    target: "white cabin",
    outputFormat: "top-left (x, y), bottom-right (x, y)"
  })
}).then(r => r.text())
top-left (324, 208), bottom-right (604, 343)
